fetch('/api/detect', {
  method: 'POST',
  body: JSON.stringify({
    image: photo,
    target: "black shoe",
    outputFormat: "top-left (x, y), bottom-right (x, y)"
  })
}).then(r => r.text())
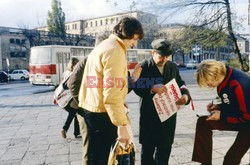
top-left (74, 134), bottom-right (82, 138)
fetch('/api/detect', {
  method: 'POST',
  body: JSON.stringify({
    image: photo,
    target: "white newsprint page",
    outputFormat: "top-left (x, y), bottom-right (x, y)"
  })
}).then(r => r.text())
top-left (153, 79), bottom-right (183, 122)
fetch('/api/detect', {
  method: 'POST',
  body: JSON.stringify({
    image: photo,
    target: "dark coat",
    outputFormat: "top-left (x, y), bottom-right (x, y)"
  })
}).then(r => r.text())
top-left (67, 56), bottom-right (88, 109)
top-left (132, 57), bottom-right (191, 144)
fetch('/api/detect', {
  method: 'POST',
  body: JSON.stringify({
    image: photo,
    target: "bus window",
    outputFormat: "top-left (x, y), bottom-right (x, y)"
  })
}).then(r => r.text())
top-left (30, 48), bottom-right (51, 64)
top-left (84, 48), bottom-right (93, 56)
top-left (71, 48), bottom-right (85, 57)
top-left (127, 50), bottom-right (137, 62)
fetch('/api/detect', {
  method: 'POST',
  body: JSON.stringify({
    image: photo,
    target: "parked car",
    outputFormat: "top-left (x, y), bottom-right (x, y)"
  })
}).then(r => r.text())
top-left (186, 60), bottom-right (199, 69)
top-left (0, 71), bottom-right (8, 82)
top-left (174, 62), bottom-right (186, 68)
top-left (9, 69), bottom-right (29, 80)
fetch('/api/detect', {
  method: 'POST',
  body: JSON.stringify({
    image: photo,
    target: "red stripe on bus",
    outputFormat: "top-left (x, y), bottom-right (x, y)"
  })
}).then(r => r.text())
top-left (29, 64), bottom-right (57, 74)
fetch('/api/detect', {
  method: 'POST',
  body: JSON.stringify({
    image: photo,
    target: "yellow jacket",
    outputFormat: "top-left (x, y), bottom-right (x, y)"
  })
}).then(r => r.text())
top-left (78, 34), bottom-right (128, 126)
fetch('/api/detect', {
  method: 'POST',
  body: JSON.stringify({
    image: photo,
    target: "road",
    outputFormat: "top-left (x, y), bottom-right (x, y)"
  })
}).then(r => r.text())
top-left (0, 68), bottom-right (197, 97)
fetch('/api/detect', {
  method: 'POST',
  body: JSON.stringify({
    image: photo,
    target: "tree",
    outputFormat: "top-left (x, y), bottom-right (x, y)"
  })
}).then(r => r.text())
top-left (47, 0), bottom-right (66, 37)
top-left (155, 0), bottom-right (249, 71)
top-left (109, 0), bottom-right (249, 71)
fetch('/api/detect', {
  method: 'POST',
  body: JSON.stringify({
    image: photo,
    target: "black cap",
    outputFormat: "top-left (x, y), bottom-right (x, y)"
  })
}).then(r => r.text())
top-left (151, 39), bottom-right (172, 56)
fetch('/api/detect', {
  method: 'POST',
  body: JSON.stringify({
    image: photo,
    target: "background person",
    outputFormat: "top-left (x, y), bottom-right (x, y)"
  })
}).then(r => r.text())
top-left (132, 39), bottom-right (191, 165)
top-left (60, 57), bottom-right (80, 139)
top-left (192, 59), bottom-right (250, 165)
top-left (78, 17), bottom-right (144, 164)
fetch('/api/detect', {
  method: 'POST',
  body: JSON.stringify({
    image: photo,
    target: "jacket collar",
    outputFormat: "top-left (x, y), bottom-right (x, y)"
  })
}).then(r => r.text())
top-left (217, 66), bottom-right (232, 93)
top-left (109, 34), bottom-right (127, 54)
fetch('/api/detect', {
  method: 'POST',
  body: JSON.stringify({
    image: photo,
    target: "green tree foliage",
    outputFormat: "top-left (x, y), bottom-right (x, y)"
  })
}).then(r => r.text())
top-left (47, 0), bottom-right (66, 36)
top-left (170, 26), bottom-right (227, 54)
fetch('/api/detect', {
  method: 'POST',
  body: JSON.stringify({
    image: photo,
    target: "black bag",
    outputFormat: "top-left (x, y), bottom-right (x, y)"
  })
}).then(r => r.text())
top-left (108, 140), bottom-right (135, 165)
top-left (54, 75), bottom-right (72, 108)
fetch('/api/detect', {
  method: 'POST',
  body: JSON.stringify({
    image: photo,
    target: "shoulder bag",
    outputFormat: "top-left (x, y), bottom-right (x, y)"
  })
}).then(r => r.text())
top-left (54, 74), bottom-right (73, 108)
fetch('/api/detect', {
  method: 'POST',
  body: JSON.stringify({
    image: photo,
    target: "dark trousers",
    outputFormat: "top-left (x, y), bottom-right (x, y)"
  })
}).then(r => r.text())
top-left (82, 109), bottom-right (117, 165)
top-left (140, 115), bottom-right (176, 165)
top-left (192, 117), bottom-right (250, 165)
top-left (63, 105), bottom-right (80, 136)
top-left (141, 143), bottom-right (172, 165)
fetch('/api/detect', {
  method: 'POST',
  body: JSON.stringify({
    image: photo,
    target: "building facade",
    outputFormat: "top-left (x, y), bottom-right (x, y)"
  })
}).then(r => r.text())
top-left (37, 11), bottom-right (158, 49)
top-left (0, 27), bottom-right (30, 71)
top-left (0, 26), bottom-right (93, 71)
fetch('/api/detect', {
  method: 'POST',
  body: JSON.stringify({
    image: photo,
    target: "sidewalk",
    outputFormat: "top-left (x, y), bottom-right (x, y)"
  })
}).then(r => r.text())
top-left (0, 84), bottom-right (249, 164)
top-left (128, 84), bottom-right (250, 165)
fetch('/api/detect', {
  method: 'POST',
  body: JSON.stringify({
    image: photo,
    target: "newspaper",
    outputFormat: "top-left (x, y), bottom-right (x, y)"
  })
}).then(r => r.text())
top-left (152, 79), bottom-right (183, 122)
top-left (195, 97), bottom-right (222, 117)
top-left (195, 109), bottom-right (211, 117)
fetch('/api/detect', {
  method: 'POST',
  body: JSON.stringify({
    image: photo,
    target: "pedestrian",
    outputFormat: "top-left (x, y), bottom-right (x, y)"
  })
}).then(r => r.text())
top-left (60, 57), bottom-right (80, 139)
top-left (192, 59), bottom-right (250, 165)
top-left (66, 32), bottom-right (109, 165)
top-left (132, 39), bottom-right (191, 165)
top-left (78, 17), bottom-right (144, 164)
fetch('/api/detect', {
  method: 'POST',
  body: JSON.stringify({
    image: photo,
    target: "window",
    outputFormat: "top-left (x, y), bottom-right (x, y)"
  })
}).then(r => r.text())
top-left (16, 39), bottom-right (20, 44)
top-left (110, 18), bottom-right (114, 24)
top-left (95, 21), bottom-right (98, 26)
top-left (10, 52), bottom-right (15, 57)
top-left (100, 20), bottom-right (103, 26)
top-left (10, 38), bottom-right (15, 43)
top-left (21, 47), bottom-right (26, 51)
top-left (10, 45), bottom-right (15, 51)
top-left (86, 22), bottom-right (88, 27)
top-left (12, 71), bottom-right (18, 74)
top-left (21, 39), bottom-right (25, 44)
top-left (90, 22), bottom-right (93, 27)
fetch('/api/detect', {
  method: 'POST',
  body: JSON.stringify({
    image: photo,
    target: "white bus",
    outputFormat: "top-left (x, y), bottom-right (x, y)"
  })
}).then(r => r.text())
top-left (29, 45), bottom-right (151, 86)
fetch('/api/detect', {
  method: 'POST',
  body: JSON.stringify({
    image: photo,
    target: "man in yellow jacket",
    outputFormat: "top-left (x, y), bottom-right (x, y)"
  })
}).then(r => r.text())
top-left (78, 17), bottom-right (144, 164)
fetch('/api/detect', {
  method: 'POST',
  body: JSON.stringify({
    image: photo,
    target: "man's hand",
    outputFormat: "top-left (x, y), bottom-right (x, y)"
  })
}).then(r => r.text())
top-left (206, 110), bottom-right (220, 121)
top-left (176, 94), bottom-right (188, 105)
top-left (151, 84), bottom-right (167, 95)
top-left (131, 64), bottom-right (142, 82)
top-left (207, 102), bottom-right (220, 112)
top-left (117, 125), bottom-right (130, 148)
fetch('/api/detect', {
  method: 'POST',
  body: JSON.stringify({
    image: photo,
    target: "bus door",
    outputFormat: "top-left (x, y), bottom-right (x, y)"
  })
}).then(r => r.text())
top-left (56, 51), bottom-right (70, 84)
